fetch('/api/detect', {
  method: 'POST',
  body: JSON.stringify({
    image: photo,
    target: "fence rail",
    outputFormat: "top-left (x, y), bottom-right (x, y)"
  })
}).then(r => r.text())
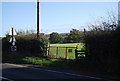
top-left (49, 46), bottom-right (77, 48)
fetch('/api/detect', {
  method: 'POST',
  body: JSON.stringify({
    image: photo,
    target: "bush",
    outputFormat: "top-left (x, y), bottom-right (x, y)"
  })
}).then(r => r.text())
top-left (2, 34), bottom-right (48, 57)
top-left (84, 26), bottom-right (120, 75)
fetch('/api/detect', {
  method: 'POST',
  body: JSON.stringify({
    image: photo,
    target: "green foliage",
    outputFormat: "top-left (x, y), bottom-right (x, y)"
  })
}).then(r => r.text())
top-left (48, 29), bottom-right (84, 44)
top-left (3, 56), bottom-right (77, 68)
top-left (2, 33), bottom-right (48, 57)
top-left (2, 37), bottom-right (11, 53)
top-left (64, 29), bottom-right (84, 43)
top-left (22, 57), bottom-right (52, 65)
top-left (2, 55), bottom-right (25, 64)
top-left (84, 26), bottom-right (120, 75)
top-left (17, 29), bottom-right (35, 35)
top-left (49, 32), bottom-right (63, 44)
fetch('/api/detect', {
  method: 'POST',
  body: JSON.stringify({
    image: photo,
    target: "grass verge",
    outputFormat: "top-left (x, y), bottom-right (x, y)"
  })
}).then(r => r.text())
top-left (2, 56), bottom-right (77, 68)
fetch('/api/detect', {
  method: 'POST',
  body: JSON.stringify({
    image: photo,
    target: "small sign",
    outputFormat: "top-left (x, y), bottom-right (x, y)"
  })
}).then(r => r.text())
top-left (9, 37), bottom-right (16, 43)
top-left (68, 49), bottom-right (72, 52)
top-left (11, 46), bottom-right (17, 51)
top-left (9, 27), bottom-right (17, 35)
top-left (12, 42), bottom-right (16, 46)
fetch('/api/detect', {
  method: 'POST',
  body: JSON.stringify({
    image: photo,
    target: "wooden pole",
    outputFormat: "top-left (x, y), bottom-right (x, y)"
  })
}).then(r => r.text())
top-left (56, 47), bottom-right (58, 58)
top-left (47, 42), bottom-right (50, 56)
top-left (65, 47), bottom-right (68, 59)
top-left (37, 0), bottom-right (40, 39)
top-left (12, 27), bottom-right (14, 43)
top-left (75, 49), bottom-right (78, 59)
top-left (48, 45), bottom-right (50, 56)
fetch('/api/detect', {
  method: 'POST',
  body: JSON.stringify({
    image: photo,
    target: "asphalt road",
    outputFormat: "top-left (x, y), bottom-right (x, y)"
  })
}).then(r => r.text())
top-left (2, 63), bottom-right (114, 81)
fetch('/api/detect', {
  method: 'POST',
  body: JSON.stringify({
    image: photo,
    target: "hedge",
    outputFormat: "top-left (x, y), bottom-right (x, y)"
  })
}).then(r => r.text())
top-left (84, 26), bottom-right (120, 75)
top-left (2, 34), bottom-right (48, 57)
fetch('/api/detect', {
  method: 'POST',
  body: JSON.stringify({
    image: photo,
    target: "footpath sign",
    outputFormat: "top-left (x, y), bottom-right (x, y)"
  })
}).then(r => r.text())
top-left (9, 27), bottom-right (17, 51)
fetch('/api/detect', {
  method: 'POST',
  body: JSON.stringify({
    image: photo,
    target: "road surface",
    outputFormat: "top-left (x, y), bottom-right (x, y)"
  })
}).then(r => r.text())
top-left (2, 63), bottom-right (114, 81)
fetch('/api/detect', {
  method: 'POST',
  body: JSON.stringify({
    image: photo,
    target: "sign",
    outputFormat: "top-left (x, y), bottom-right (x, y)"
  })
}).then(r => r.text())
top-left (12, 42), bottom-right (15, 46)
top-left (8, 27), bottom-right (17, 52)
top-left (9, 37), bottom-right (16, 43)
top-left (9, 27), bottom-right (17, 35)
top-left (11, 46), bottom-right (17, 51)
top-left (68, 49), bottom-right (72, 52)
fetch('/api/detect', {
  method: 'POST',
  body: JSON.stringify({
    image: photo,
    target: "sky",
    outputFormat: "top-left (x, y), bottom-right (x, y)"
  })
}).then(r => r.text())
top-left (0, 2), bottom-right (118, 37)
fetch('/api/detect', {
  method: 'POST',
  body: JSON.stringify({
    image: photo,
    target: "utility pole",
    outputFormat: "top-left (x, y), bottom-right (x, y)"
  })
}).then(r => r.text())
top-left (37, 0), bottom-right (40, 39)
top-left (12, 27), bottom-right (14, 43)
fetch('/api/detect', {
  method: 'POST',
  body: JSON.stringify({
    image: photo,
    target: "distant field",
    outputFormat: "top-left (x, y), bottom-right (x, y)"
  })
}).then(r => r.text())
top-left (50, 43), bottom-right (83, 48)
top-left (49, 43), bottom-right (84, 59)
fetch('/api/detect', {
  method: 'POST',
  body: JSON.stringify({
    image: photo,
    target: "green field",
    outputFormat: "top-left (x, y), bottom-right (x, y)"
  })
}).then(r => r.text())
top-left (49, 43), bottom-right (84, 59)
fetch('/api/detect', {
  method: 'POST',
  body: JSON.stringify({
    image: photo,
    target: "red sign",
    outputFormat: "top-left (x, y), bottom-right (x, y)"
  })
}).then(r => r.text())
top-left (12, 42), bottom-right (15, 46)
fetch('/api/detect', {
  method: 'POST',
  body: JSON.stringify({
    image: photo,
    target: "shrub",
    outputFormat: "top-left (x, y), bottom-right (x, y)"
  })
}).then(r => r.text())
top-left (2, 34), bottom-right (48, 57)
top-left (84, 26), bottom-right (120, 75)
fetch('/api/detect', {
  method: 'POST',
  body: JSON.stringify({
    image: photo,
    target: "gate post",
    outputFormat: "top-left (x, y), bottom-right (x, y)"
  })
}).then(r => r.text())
top-left (75, 48), bottom-right (78, 59)
top-left (56, 47), bottom-right (58, 58)
top-left (65, 47), bottom-right (68, 59)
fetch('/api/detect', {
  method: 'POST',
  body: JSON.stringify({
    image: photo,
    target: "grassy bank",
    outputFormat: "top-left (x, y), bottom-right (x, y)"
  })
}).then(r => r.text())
top-left (2, 56), bottom-right (76, 67)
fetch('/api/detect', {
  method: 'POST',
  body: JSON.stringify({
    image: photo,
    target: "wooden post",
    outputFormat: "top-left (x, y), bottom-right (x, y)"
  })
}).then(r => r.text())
top-left (84, 28), bottom-right (88, 58)
top-left (65, 47), bottom-right (68, 59)
top-left (11, 27), bottom-right (14, 43)
top-left (56, 47), bottom-right (58, 58)
top-left (48, 46), bottom-right (50, 56)
top-left (46, 46), bottom-right (49, 56)
top-left (75, 47), bottom-right (78, 59)
top-left (47, 43), bottom-right (50, 56)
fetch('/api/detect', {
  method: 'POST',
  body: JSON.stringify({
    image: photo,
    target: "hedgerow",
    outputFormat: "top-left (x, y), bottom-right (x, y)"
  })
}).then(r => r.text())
top-left (2, 34), bottom-right (48, 57)
top-left (84, 26), bottom-right (120, 75)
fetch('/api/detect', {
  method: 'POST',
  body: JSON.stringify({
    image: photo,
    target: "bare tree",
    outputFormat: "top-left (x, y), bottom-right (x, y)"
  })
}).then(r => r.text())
top-left (86, 8), bottom-right (118, 31)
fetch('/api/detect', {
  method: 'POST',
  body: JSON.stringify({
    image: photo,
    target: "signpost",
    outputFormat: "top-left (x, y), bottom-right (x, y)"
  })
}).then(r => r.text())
top-left (9, 27), bottom-right (17, 51)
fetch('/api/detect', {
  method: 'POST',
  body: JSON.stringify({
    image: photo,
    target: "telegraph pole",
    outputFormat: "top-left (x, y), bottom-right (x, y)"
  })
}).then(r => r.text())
top-left (37, 0), bottom-right (40, 39)
top-left (12, 27), bottom-right (14, 43)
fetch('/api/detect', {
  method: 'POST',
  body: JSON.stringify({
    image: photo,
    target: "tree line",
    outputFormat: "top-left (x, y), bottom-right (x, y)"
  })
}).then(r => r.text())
top-left (49, 29), bottom-right (84, 44)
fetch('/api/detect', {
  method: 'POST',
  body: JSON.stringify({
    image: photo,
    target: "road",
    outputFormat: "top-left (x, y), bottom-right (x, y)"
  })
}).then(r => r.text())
top-left (2, 63), bottom-right (114, 81)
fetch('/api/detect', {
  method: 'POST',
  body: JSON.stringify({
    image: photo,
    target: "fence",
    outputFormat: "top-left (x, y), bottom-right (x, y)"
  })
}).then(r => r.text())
top-left (47, 46), bottom-right (77, 59)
